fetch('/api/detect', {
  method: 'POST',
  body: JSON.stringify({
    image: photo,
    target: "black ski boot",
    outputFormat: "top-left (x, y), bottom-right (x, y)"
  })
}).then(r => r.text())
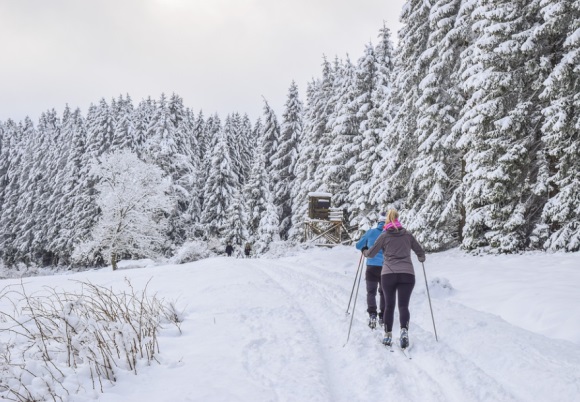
top-left (400, 327), bottom-right (409, 349)
top-left (382, 331), bottom-right (392, 346)
top-left (368, 313), bottom-right (377, 330)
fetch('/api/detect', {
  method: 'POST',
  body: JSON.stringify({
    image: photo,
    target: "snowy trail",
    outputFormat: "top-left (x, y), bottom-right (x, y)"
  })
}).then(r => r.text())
top-left (258, 258), bottom-right (520, 402)
top-left (4, 246), bottom-right (579, 402)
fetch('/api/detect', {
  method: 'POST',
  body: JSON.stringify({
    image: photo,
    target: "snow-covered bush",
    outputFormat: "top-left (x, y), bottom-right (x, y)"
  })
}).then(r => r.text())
top-left (0, 279), bottom-right (182, 401)
top-left (0, 263), bottom-right (84, 280)
top-left (260, 240), bottom-right (317, 258)
top-left (169, 240), bottom-right (215, 264)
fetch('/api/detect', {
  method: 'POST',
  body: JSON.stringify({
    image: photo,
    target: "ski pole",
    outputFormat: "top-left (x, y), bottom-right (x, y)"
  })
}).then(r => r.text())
top-left (345, 253), bottom-right (364, 315)
top-left (344, 256), bottom-right (365, 346)
top-left (422, 262), bottom-right (438, 342)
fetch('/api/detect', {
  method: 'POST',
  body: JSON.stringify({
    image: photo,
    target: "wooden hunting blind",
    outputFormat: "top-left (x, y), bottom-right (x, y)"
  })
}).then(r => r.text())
top-left (304, 192), bottom-right (354, 246)
top-left (308, 193), bottom-right (331, 220)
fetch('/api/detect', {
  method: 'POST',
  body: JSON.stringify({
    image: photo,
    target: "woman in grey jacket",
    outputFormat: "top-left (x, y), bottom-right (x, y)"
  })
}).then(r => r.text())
top-left (363, 209), bottom-right (425, 349)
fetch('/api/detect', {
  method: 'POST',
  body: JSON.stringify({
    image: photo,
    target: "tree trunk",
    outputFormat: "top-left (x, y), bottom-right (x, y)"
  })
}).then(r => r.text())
top-left (111, 252), bottom-right (117, 271)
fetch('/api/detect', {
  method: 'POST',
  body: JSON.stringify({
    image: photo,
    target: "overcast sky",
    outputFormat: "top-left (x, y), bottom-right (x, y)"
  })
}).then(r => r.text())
top-left (0, 0), bottom-right (406, 124)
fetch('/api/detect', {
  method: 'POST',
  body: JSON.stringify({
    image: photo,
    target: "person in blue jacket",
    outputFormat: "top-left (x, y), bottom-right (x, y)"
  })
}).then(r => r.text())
top-left (355, 211), bottom-right (387, 329)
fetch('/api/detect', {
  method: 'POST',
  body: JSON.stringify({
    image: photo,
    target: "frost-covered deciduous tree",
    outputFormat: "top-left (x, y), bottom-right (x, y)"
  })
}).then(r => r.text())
top-left (73, 151), bottom-right (174, 270)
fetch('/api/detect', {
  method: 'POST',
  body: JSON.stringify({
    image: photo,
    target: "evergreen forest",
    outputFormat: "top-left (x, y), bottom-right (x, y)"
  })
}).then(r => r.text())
top-left (0, 0), bottom-right (578, 268)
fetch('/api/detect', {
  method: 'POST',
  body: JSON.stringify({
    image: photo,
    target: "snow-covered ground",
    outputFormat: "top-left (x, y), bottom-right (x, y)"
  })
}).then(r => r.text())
top-left (1, 246), bottom-right (580, 401)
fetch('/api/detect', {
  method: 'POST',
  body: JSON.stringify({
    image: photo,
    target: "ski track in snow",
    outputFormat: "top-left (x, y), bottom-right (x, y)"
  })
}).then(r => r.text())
top-left (257, 258), bottom-right (520, 402)
top-left (238, 275), bottom-right (335, 402)
top-left (244, 249), bottom-right (580, 402)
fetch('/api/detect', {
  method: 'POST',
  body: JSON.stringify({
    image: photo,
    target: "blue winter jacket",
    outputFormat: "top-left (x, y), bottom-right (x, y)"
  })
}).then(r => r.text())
top-left (355, 221), bottom-right (385, 266)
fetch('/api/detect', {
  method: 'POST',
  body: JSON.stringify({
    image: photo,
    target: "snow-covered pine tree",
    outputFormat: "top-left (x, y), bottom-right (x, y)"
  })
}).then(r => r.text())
top-left (183, 108), bottom-right (203, 237)
top-left (318, 56), bottom-right (359, 216)
top-left (10, 118), bottom-right (42, 265)
top-left (111, 94), bottom-right (134, 149)
top-left (28, 110), bottom-right (62, 265)
top-left (44, 107), bottom-right (88, 264)
top-left (200, 127), bottom-right (239, 238)
top-left (168, 92), bottom-right (186, 128)
top-left (272, 81), bottom-right (303, 239)
top-left (0, 120), bottom-right (6, 220)
top-left (239, 114), bottom-right (255, 182)
top-left (225, 190), bottom-right (249, 247)
top-left (224, 113), bottom-right (245, 185)
top-left (56, 108), bottom-right (99, 264)
top-left (371, 0), bottom-right (432, 213)
top-left (42, 106), bottom-right (77, 263)
top-left (252, 117), bottom-right (263, 149)
top-left (201, 114), bottom-right (222, 174)
top-left (454, 0), bottom-right (546, 252)
top-left (198, 114), bottom-right (222, 214)
top-left (289, 58), bottom-right (335, 241)
top-left (349, 30), bottom-right (394, 229)
top-left (404, 0), bottom-right (466, 251)
top-left (254, 188), bottom-right (281, 254)
top-left (143, 93), bottom-right (196, 247)
top-left (243, 136), bottom-right (273, 239)
top-left (193, 110), bottom-right (206, 163)
top-left (132, 97), bottom-right (156, 154)
top-left (86, 99), bottom-right (114, 158)
top-left (72, 150), bottom-right (174, 270)
top-left (533, 0), bottom-right (580, 251)
top-left (261, 99), bottom-right (280, 169)
top-left (0, 119), bottom-right (25, 265)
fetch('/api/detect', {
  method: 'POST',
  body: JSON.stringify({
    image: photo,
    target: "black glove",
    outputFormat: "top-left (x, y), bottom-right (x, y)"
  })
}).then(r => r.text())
top-left (418, 255), bottom-right (426, 262)
top-left (361, 246), bottom-right (368, 252)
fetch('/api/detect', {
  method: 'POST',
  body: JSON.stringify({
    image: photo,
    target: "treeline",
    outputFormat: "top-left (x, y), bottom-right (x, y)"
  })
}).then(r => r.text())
top-left (0, 91), bottom-right (304, 266)
top-left (1, 0), bottom-right (579, 268)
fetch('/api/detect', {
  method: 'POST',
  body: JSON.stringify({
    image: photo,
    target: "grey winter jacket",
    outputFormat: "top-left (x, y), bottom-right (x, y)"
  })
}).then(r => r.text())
top-left (364, 228), bottom-right (425, 276)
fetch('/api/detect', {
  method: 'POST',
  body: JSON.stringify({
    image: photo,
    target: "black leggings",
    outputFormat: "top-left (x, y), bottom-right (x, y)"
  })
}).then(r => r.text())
top-left (365, 265), bottom-right (385, 315)
top-left (381, 273), bottom-right (415, 332)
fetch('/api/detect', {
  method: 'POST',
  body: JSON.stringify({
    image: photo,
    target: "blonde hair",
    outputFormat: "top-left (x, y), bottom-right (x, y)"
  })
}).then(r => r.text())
top-left (386, 209), bottom-right (399, 228)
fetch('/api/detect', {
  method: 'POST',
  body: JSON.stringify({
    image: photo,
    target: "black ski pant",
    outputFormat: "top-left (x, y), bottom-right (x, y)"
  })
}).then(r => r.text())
top-left (381, 273), bottom-right (415, 332)
top-left (365, 265), bottom-right (385, 316)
